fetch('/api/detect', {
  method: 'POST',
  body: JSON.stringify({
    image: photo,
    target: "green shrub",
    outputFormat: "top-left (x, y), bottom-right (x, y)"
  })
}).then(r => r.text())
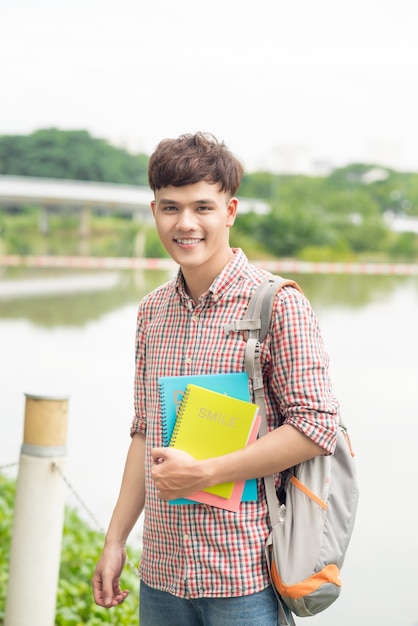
top-left (0, 474), bottom-right (14, 624)
top-left (0, 473), bottom-right (141, 625)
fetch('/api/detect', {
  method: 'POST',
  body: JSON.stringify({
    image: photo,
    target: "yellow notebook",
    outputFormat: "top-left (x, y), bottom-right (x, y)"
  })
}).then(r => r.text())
top-left (169, 383), bottom-right (260, 499)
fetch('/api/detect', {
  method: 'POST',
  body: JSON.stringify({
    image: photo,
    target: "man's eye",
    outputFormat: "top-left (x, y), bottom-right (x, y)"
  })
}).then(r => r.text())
top-left (163, 206), bottom-right (178, 212)
top-left (197, 206), bottom-right (212, 212)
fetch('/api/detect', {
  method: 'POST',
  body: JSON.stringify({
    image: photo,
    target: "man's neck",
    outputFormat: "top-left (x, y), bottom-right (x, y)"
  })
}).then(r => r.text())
top-left (182, 249), bottom-right (234, 305)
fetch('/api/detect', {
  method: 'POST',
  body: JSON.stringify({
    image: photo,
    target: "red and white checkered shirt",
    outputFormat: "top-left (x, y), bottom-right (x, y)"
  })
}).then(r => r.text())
top-left (131, 248), bottom-right (338, 598)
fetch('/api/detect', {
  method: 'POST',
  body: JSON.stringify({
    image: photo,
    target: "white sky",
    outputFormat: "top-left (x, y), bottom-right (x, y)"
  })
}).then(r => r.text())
top-left (1, 0), bottom-right (417, 173)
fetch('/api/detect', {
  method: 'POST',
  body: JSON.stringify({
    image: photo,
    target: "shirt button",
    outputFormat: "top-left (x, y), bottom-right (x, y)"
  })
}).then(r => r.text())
top-left (185, 357), bottom-right (192, 365)
top-left (183, 533), bottom-right (190, 541)
top-left (191, 315), bottom-right (199, 323)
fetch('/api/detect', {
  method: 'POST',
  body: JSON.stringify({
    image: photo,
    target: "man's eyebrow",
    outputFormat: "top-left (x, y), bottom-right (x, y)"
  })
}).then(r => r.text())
top-left (158, 198), bottom-right (216, 205)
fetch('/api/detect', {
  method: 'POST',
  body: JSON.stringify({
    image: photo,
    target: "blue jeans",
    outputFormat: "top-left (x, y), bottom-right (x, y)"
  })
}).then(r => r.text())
top-left (139, 580), bottom-right (282, 625)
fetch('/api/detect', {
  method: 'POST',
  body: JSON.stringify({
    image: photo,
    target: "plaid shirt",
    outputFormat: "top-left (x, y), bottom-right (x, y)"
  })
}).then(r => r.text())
top-left (131, 248), bottom-right (338, 599)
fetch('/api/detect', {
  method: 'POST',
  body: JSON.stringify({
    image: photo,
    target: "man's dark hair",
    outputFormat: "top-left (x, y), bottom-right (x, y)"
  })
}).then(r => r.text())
top-left (148, 132), bottom-right (244, 196)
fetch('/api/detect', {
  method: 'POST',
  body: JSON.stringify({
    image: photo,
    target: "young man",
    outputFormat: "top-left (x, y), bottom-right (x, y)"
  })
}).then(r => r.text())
top-left (92, 132), bottom-right (338, 625)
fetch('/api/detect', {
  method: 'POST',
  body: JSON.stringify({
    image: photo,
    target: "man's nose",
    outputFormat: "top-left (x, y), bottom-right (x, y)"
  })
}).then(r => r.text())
top-left (177, 209), bottom-right (196, 230)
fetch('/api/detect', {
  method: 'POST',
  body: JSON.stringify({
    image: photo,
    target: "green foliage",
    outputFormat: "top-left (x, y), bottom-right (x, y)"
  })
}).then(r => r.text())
top-left (389, 231), bottom-right (418, 260)
top-left (0, 473), bottom-right (140, 625)
top-left (298, 242), bottom-right (355, 262)
top-left (56, 507), bottom-right (140, 625)
top-left (230, 218), bottom-right (276, 259)
top-left (0, 474), bottom-right (15, 623)
top-left (1, 129), bottom-right (418, 261)
top-left (0, 208), bottom-right (144, 257)
top-left (144, 227), bottom-right (170, 258)
top-left (237, 204), bottom-right (336, 258)
top-left (0, 128), bottom-right (149, 185)
top-left (237, 164), bottom-right (418, 261)
top-left (327, 163), bottom-right (418, 217)
top-left (240, 171), bottom-right (277, 199)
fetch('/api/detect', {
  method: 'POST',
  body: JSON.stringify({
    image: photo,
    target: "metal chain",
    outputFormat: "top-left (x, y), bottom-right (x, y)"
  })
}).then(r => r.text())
top-left (51, 462), bottom-right (105, 533)
top-left (1, 460), bottom-right (140, 577)
top-left (0, 461), bottom-right (19, 471)
top-left (51, 462), bottom-right (140, 577)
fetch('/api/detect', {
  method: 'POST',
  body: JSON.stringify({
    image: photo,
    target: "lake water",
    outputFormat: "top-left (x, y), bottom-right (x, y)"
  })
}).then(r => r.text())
top-left (1, 267), bottom-right (417, 626)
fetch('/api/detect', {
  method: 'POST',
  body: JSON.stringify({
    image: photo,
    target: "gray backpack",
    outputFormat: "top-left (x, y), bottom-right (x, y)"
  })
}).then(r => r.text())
top-left (225, 276), bottom-right (359, 626)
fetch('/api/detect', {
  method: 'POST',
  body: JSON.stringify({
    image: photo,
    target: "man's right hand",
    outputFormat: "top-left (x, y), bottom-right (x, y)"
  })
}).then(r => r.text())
top-left (92, 544), bottom-right (129, 608)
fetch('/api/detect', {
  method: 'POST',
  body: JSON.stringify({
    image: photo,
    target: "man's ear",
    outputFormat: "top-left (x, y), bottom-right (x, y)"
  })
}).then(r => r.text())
top-left (150, 200), bottom-right (156, 217)
top-left (226, 197), bottom-right (238, 227)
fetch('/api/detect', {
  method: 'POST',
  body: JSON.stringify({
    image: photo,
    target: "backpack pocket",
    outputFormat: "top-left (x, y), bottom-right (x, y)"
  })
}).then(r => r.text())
top-left (266, 455), bottom-right (343, 616)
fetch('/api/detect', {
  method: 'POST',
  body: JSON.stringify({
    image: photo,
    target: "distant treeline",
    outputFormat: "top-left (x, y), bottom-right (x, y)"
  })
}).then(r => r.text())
top-left (1, 128), bottom-right (417, 261)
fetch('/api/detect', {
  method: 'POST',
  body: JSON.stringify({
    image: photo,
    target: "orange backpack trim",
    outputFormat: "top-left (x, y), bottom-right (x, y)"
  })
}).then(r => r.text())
top-left (271, 562), bottom-right (342, 600)
top-left (289, 475), bottom-right (328, 510)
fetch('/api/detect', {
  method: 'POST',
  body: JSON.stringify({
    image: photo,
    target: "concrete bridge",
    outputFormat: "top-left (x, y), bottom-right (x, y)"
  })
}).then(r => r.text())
top-left (0, 175), bottom-right (270, 235)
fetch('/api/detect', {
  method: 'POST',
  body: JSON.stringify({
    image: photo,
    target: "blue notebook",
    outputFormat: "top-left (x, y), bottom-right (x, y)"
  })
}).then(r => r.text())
top-left (158, 372), bottom-right (258, 505)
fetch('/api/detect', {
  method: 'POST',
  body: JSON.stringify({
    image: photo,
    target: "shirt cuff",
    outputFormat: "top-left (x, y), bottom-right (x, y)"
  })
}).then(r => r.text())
top-left (130, 415), bottom-right (147, 438)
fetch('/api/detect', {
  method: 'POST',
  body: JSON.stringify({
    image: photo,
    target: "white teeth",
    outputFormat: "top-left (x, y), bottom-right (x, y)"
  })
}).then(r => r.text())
top-left (176, 238), bottom-right (201, 244)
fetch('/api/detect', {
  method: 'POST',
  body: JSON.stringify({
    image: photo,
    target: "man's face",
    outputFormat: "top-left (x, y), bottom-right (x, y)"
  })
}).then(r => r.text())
top-left (151, 181), bottom-right (237, 274)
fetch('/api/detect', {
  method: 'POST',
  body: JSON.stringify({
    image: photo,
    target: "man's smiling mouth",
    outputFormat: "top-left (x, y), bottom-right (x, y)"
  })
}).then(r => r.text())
top-left (175, 238), bottom-right (203, 245)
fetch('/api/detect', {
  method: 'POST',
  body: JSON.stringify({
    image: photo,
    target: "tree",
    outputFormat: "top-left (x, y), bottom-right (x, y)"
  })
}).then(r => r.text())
top-left (0, 128), bottom-right (149, 185)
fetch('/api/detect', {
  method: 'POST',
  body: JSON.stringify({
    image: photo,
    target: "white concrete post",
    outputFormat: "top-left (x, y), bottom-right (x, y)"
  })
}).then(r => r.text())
top-left (134, 229), bottom-right (146, 257)
top-left (5, 393), bottom-right (69, 626)
top-left (38, 207), bottom-right (49, 235)
top-left (79, 204), bottom-right (90, 237)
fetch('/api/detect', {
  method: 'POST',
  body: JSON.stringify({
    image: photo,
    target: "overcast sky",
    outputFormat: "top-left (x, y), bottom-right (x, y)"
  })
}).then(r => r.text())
top-left (1, 0), bottom-right (417, 173)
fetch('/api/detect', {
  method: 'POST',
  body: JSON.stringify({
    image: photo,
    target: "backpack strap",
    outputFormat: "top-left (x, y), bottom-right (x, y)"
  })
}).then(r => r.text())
top-left (243, 276), bottom-right (302, 390)
top-left (244, 276), bottom-right (302, 343)
top-left (225, 275), bottom-right (302, 424)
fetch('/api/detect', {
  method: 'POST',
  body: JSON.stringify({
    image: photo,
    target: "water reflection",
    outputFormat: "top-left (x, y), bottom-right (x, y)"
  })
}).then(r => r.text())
top-left (296, 272), bottom-right (418, 310)
top-left (0, 269), bottom-right (171, 327)
top-left (1, 267), bottom-right (417, 328)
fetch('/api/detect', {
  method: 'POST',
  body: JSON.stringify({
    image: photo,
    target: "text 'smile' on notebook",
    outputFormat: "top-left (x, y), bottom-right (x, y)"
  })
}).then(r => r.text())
top-left (158, 372), bottom-right (258, 507)
top-left (169, 383), bottom-right (260, 501)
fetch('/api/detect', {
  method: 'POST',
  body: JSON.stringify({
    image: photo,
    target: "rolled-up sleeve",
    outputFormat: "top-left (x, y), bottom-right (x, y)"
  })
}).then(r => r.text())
top-left (267, 287), bottom-right (338, 454)
top-left (130, 307), bottom-right (148, 437)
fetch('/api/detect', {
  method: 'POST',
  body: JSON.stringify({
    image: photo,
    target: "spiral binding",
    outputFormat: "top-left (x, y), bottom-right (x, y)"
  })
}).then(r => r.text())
top-left (159, 382), bottom-right (169, 446)
top-left (169, 386), bottom-right (191, 447)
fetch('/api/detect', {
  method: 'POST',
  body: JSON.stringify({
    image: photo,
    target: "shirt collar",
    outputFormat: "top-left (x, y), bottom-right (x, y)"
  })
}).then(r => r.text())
top-left (175, 248), bottom-right (249, 307)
